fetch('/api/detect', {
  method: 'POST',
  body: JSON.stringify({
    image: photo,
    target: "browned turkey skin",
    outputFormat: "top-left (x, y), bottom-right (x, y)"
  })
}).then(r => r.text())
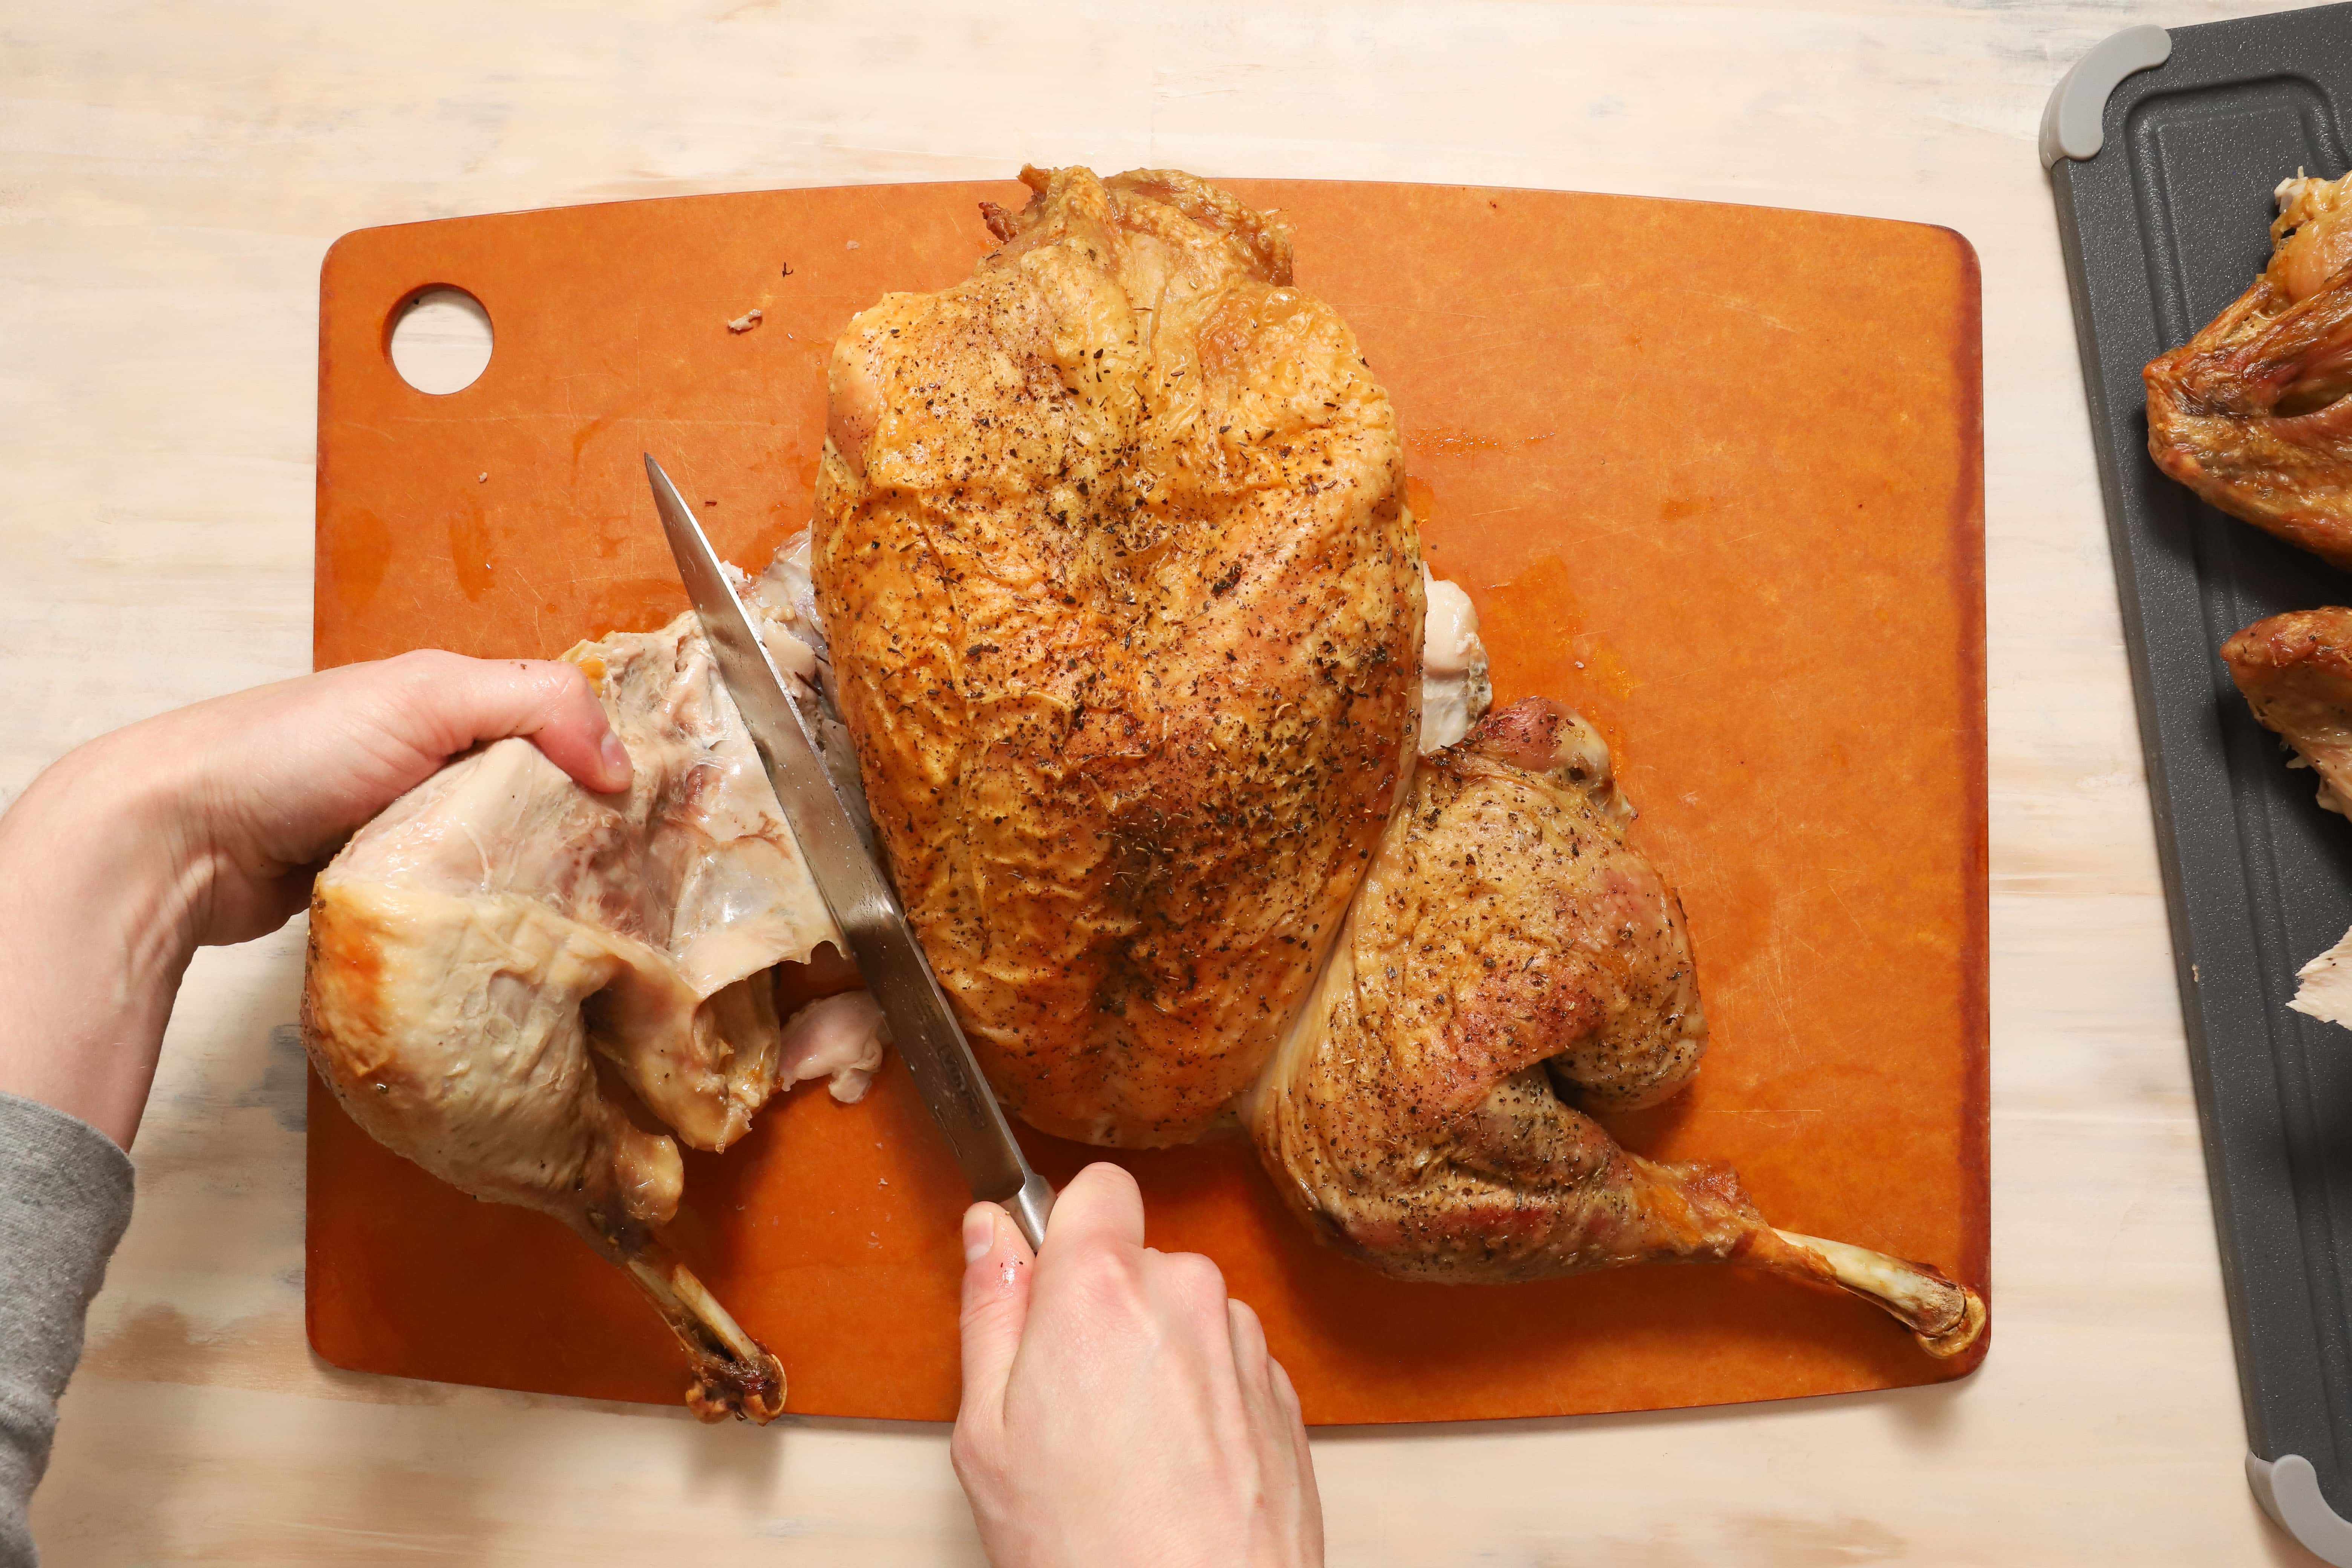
top-left (1249, 697), bottom-right (1986, 1356)
top-left (2146, 171), bottom-right (2352, 568)
top-left (2222, 606), bottom-right (2352, 816)
top-left (813, 165), bottom-right (1422, 1148)
top-left (2218, 607), bottom-right (2352, 1027)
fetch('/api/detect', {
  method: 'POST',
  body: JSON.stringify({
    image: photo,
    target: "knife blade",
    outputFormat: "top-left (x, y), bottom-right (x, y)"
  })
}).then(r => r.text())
top-left (644, 454), bottom-right (1056, 1250)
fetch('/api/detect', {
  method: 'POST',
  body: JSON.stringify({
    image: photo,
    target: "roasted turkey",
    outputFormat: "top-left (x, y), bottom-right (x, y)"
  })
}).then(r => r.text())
top-left (2146, 169), bottom-right (2352, 567)
top-left (809, 164), bottom-right (1983, 1354)
top-left (2222, 606), bottom-right (2352, 1028)
top-left (305, 164), bottom-right (1984, 1386)
top-left (812, 164), bottom-right (1423, 1147)
top-left (2223, 606), bottom-right (2352, 817)
top-left (302, 597), bottom-right (887, 1421)
top-left (1248, 697), bottom-right (1983, 1352)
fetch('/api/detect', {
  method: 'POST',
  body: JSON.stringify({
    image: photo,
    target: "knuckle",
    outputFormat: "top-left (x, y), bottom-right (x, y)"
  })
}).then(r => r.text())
top-left (1061, 1244), bottom-right (1149, 1320)
top-left (1228, 1298), bottom-right (1268, 1354)
top-left (954, 1294), bottom-right (997, 1339)
top-left (946, 1425), bottom-right (992, 1485)
top-left (1159, 1251), bottom-right (1228, 1312)
top-left (513, 658), bottom-right (575, 711)
top-left (1066, 1240), bottom-right (1139, 1295)
top-left (382, 647), bottom-right (461, 686)
top-left (537, 658), bottom-right (593, 700)
top-left (372, 649), bottom-right (467, 716)
top-left (359, 651), bottom-right (457, 732)
top-left (540, 664), bottom-right (609, 734)
top-left (1269, 1358), bottom-right (1304, 1415)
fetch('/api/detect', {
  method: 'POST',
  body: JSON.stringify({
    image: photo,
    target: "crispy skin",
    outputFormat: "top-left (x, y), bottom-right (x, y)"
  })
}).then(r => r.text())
top-left (2222, 606), bottom-right (2352, 815)
top-left (2226, 607), bottom-right (2352, 1031)
top-left (1250, 696), bottom-right (1986, 1352)
top-left (813, 165), bottom-right (1421, 1146)
top-left (1251, 696), bottom-right (1985, 1354)
top-left (1248, 697), bottom-right (1731, 1280)
top-left (2146, 172), bottom-right (2352, 568)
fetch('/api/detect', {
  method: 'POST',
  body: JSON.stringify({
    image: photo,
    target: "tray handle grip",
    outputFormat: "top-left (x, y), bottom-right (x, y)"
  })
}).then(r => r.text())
top-left (2249, 1452), bottom-right (2352, 1565)
top-left (2040, 24), bottom-right (2172, 168)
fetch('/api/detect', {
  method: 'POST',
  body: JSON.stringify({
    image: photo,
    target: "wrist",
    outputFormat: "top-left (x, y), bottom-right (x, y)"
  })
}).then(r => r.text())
top-left (37, 730), bottom-right (210, 962)
top-left (0, 733), bottom-right (208, 1145)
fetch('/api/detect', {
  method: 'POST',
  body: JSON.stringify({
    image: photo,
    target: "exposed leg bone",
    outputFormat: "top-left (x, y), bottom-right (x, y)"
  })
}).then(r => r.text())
top-left (624, 1247), bottom-right (789, 1423)
top-left (1754, 1230), bottom-right (1987, 1358)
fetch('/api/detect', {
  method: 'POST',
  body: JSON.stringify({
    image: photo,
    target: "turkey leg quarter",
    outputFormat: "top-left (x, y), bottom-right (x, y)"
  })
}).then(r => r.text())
top-left (1248, 696), bottom-right (1987, 1356)
top-left (302, 610), bottom-right (872, 1420)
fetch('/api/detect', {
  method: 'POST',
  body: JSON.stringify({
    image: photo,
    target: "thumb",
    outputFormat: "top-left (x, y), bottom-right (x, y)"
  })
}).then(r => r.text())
top-left (374, 652), bottom-right (633, 795)
top-left (956, 1202), bottom-right (1035, 1423)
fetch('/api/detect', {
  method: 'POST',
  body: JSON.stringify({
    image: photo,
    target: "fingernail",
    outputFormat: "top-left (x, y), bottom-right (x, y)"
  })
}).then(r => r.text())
top-left (962, 1205), bottom-right (995, 1264)
top-left (599, 733), bottom-right (630, 785)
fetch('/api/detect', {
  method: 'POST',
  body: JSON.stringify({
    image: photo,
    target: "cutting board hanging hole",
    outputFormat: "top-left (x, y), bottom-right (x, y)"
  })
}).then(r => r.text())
top-left (387, 285), bottom-right (493, 395)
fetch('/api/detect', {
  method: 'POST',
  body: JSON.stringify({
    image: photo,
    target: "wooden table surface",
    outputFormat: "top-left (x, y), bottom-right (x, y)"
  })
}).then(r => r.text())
top-left (2, 1), bottom-right (2325, 1562)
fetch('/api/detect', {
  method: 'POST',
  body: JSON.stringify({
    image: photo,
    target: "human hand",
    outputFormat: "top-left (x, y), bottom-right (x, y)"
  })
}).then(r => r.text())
top-left (951, 1163), bottom-right (1323, 1568)
top-left (0, 651), bottom-right (628, 1144)
top-left (108, 651), bottom-right (629, 947)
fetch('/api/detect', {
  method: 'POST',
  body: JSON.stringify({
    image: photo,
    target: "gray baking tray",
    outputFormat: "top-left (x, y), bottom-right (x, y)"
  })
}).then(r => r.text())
top-left (2045, 6), bottom-right (2352, 1560)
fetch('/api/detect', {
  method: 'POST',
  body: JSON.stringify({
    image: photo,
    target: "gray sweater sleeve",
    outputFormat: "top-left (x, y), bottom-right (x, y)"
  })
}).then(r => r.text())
top-left (0, 1092), bottom-right (133, 1568)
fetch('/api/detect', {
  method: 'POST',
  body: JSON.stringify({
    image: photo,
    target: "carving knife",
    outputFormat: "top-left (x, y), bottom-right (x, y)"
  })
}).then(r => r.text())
top-left (644, 454), bottom-right (1057, 1249)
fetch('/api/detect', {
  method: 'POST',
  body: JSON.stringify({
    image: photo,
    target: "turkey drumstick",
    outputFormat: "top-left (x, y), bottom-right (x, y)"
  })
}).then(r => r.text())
top-left (1248, 696), bottom-right (1986, 1357)
top-left (302, 607), bottom-right (881, 1420)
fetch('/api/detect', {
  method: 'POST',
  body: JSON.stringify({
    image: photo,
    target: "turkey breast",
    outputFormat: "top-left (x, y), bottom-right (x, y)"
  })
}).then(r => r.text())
top-left (812, 165), bottom-right (1424, 1146)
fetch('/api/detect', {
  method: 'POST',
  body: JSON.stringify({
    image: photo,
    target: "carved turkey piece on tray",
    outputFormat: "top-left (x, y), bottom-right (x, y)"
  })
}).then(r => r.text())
top-left (1249, 697), bottom-right (1987, 1355)
top-left (812, 165), bottom-right (1423, 1146)
top-left (2146, 170), bottom-right (2352, 568)
top-left (2222, 606), bottom-right (2352, 1028)
top-left (2223, 606), bottom-right (2352, 817)
top-left (302, 610), bottom-right (887, 1420)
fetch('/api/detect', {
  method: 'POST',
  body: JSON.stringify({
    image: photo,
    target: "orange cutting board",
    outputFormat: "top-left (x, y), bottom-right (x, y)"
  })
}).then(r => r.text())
top-left (309, 179), bottom-right (1986, 1424)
